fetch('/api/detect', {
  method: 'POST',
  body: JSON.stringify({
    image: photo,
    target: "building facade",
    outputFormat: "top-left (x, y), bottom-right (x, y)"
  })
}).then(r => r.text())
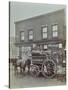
top-left (15, 9), bottom-right (66, 62)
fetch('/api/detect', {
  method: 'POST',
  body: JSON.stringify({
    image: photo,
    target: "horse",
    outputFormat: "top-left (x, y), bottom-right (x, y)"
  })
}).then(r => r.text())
top-left (13, 58), bottom-right (31, 75)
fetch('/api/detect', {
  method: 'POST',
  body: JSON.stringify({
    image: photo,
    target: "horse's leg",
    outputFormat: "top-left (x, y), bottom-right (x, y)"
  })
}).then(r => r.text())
top-left (28, 65), bottom-right (30, 73)
top-left (23, 63), bottom-right (26, 75)
top-left (20, 67), bottom-right (22, 74)
top-left (27, 59), bottom-right (31, 74)
top-left (20, 63), bottom-right (23, 74)
top-left (23, 67), bottom-right (25, 72)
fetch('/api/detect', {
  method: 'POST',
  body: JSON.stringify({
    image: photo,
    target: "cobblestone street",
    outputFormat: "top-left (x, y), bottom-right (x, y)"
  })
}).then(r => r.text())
top-left (9, 63), bottom-right (66, 89)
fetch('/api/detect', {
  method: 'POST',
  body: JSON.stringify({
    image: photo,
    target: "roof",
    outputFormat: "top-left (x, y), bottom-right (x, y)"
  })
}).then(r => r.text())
top-left (14, 9), bottom-right (65, 24)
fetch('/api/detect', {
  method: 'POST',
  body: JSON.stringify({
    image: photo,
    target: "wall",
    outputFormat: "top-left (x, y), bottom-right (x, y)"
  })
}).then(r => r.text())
top-left (15, 9), bottom-right (66, 45)
top-left (10, 37), bottom-right (19, 58)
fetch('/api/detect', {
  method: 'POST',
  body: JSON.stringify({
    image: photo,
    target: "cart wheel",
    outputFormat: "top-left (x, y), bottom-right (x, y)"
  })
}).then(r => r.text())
top-left (30, 65), bottom-right (40, 77)
top-left (41, 60), bottom-right (57, 79)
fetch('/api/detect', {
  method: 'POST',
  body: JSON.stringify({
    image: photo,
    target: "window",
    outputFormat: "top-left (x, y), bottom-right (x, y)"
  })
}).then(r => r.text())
top-left (20, 31), bottom-right (24, 40)
top-left (33, 43), bottom-right (36, 48)
top-left (42, 26), bottom-right (47, 39)
top-left (59, 43), bottom-right (62, 48)
top-left (44, 45), bottom-right (47, 49)
top-left (29, 30), bottom-right (33, 40)
top-left (52, 24), bottom-right (58, 37)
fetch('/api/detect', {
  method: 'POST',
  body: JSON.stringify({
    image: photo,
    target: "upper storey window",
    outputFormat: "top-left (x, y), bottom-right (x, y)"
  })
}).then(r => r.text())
top-left (42, 26), bottom-right (47, 39)
top-left (20, 31), bottom-right (24, 41)
top-left (28, 30), bottom-right (33, 40)
top-left (52, 24), bottom-right (58, 37)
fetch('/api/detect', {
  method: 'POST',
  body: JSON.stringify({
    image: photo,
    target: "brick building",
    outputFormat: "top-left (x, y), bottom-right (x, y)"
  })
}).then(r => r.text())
top-left (15, 9), bottom-right (66, 63)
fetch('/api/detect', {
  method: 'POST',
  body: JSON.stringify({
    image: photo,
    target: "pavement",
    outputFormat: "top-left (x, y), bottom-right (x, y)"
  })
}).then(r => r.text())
top-left (9, 63), bottom-right (66, 89)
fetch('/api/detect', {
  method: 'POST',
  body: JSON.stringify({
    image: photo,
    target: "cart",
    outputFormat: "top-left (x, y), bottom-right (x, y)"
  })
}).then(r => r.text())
top-left (30, 49), bottom-right (57, 78)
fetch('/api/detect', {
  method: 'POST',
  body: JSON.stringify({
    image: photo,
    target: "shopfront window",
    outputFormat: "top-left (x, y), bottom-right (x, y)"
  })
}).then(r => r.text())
top-left (59, 43), bottom-right (62, 48)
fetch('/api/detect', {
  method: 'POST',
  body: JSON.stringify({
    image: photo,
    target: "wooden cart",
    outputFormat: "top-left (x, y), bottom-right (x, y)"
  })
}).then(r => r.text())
top-left (30, 50), bottom-right (57, 78)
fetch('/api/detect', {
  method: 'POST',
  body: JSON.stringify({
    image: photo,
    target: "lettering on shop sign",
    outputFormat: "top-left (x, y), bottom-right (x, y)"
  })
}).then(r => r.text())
top-left (48, 44), bottom-right (59, 48)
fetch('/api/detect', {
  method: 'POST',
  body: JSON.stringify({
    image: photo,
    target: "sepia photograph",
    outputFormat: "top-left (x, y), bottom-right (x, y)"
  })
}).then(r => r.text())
top-left (9, 1), bottom-right (66, 89)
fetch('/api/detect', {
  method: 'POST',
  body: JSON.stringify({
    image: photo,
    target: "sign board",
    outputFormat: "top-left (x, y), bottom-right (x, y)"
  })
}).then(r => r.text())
top-left (48, 44), bottom-right (59, 48)
top-left (48, 43), bottom-right (62, 49)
